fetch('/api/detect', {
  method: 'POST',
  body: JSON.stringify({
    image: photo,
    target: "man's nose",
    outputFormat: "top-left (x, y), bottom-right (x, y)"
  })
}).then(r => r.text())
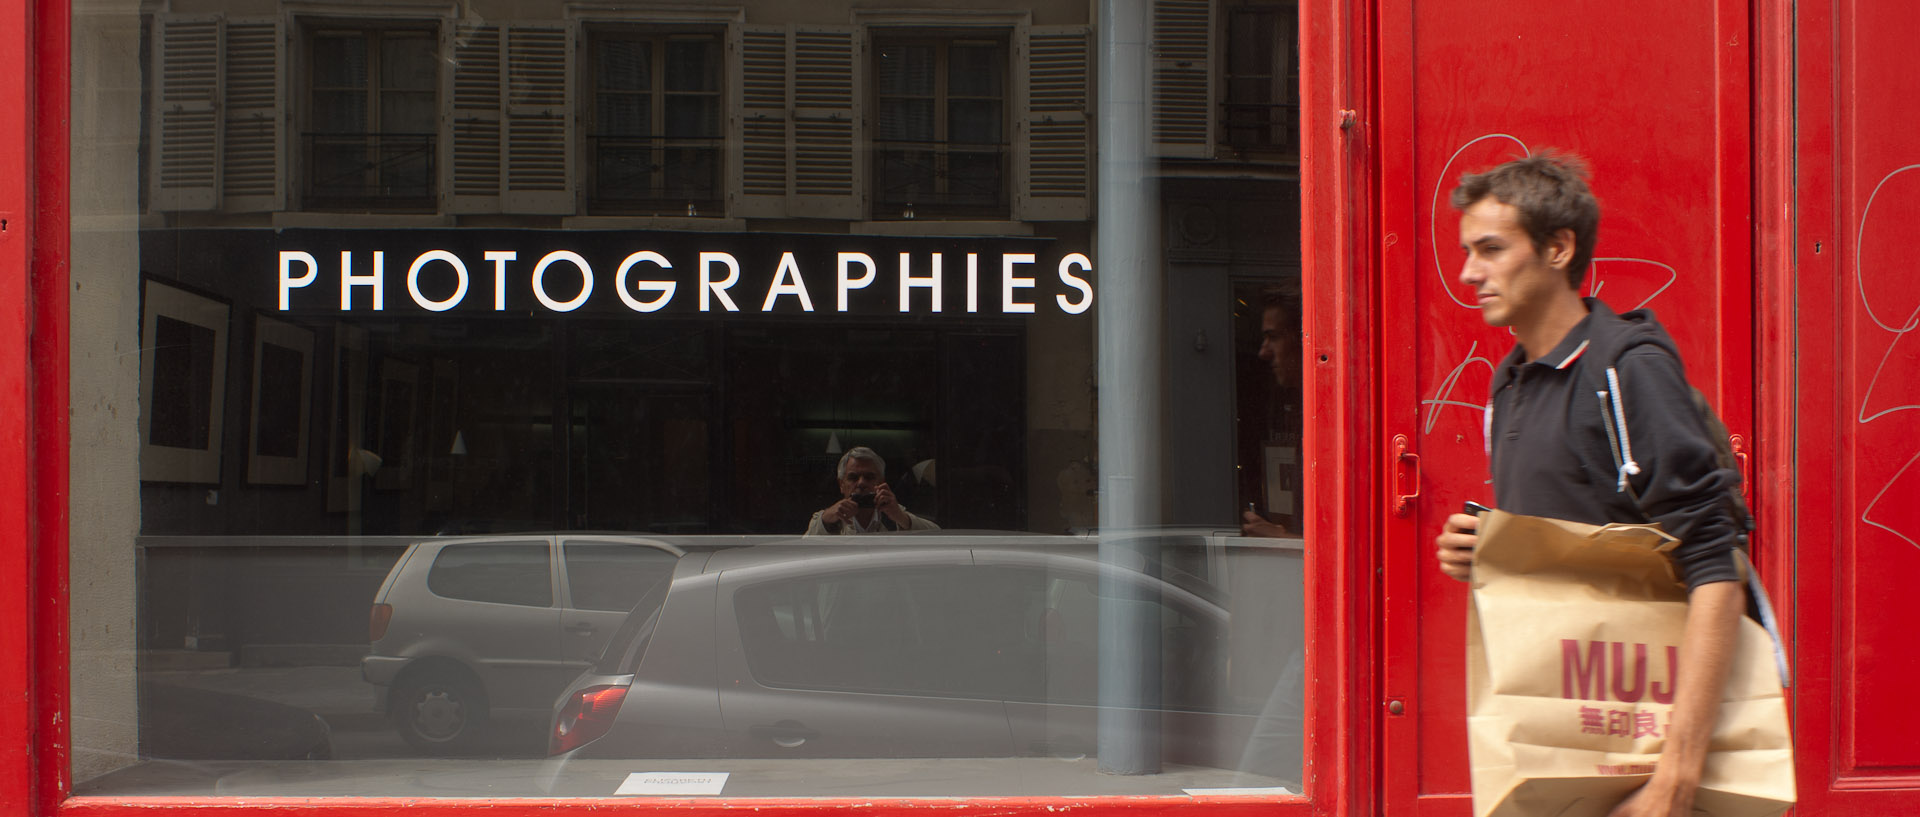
top-left (1458, 258), bottom-right (1483, 287)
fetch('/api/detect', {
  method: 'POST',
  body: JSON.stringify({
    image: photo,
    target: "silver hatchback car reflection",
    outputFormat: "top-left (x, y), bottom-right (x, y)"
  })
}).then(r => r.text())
top-left (364, 534), bottom-right (684, 753)
top-left (545, 539), bottom-right (1304, 785)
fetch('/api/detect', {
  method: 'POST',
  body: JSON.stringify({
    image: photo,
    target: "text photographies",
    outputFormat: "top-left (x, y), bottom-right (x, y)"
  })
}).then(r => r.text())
top-left (277, 248), bottom-right (1095, 315)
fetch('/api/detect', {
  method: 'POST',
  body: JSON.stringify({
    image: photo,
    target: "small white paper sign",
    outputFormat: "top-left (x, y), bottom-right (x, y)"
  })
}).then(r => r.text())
top-left (616, 772), bottom-right (730, 796)
top-left (1182, 786), bottom-right (1296, 796)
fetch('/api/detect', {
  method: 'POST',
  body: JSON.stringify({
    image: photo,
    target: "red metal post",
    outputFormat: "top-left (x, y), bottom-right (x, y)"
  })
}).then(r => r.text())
top-left (3, 0), bottom-right (50, 812)
top-left (34, 0), bottom-right (74, 809)
top-left (1301, 0), bottom-right (1378, 814)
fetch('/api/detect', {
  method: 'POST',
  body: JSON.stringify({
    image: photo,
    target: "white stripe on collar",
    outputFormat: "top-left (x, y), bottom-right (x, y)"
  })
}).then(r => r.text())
top-left (1553, 339), bottom-right (1591, 370)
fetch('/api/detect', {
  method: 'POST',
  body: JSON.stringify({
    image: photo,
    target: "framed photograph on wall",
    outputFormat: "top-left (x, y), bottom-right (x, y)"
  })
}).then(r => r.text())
top-left (140, 278), bottom-right (231, 484)
top-left (247, 315), bottom-right (315, 485)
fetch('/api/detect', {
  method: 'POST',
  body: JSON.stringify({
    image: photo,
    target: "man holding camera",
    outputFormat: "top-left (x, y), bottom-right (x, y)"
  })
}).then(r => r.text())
top-left (807, 446), bottom-right (939, 535)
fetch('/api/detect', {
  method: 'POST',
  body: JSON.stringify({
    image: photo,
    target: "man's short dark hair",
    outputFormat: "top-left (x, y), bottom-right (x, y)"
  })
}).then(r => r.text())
top-left (1450, 151), bottom-right (1600, 287)
top-left (1260, 286), bottom-right (1291, 314)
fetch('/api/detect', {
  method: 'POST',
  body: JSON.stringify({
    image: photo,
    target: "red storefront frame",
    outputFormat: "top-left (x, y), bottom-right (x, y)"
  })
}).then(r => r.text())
top-left (15, 0), bottom-right (1920, 815)
top-left (2, 0), bottom-right (1363, 815)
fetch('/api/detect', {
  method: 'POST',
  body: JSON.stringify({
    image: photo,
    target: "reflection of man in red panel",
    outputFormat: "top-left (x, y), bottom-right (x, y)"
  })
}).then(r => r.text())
top-left (1242, 289), bottom-right (1300, 538)
top-left (807, 446), bottom-right (939, 535)
top-left (1432, 153), bottom-right (1747, 817)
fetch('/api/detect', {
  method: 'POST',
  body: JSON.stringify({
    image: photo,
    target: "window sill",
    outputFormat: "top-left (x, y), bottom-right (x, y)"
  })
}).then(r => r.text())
top-left (272, 212), bottom-right (457, 229)
top-left (852, 220), bottom-right (1034, 237)
top-left (562, 215), bottom-right (748, 231)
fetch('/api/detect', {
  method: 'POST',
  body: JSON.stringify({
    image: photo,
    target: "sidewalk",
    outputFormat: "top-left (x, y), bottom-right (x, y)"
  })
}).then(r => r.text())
top-left (143, 664), bottom-right (388, 733)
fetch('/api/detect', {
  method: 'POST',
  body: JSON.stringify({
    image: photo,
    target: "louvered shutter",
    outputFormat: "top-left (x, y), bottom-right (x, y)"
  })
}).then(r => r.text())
top-left (1020, 25), bottom-right (1091, 221)
top-left (152, 15), bottom-right (223, 211)
top-left (221, 17), bottom-right (283, 212)
top-left (445, 24), bottom-right (503, 213)
top-left (1151, 0), bottom-right (1213, 158)
top-left (503, 24), bottom-right (574, 214)
top-left (730, 24), bottom-right (790, 219)
top-left (789, 25), bottom-right (862, 220)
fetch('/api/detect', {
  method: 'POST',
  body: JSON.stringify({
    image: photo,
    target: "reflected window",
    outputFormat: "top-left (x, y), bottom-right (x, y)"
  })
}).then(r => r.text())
top-left (733, 563), bottom-right (1229, 708)
top-left (586, 28), bottom-right (723, 215)
top-left (426, 542), bottom-right (554, 607)
top-left (738, 566), bottom-right (1038, 698)
top-left (303, 23), bottom-right (439, 209)
top-left (562, 542), bottom-right (679, 612)
top-left (872, 33), bottom-right (1009, 219)
top-left (1222, 3), bottom-right (1299, 156)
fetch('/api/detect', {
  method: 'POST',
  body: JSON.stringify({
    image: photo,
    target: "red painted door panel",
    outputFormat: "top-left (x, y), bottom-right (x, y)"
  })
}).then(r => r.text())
top-left (1840, 9), bottom-right (1920, 774)
top-left (1793, 1), bottom-right (1920, 811)
top-left (1375, 2), bottom-right (1751, 813)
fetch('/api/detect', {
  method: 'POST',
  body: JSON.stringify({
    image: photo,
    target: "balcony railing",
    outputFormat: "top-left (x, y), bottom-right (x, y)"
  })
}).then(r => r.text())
top-left (588, 135), bottom-right (724, 216)
top-left (1220, 100), bottom-right (1301, 156)
top-left (302, 132), bottom-right (437, 211)
top-left (872, 140), bottom-right (1008, 219)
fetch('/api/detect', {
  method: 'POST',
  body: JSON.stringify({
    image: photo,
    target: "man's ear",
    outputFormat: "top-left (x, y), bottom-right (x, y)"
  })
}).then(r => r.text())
top-left (1545, 228), bottom-right (1577, 270)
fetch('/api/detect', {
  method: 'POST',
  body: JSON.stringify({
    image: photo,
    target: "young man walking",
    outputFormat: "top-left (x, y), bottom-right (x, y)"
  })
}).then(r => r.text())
top-left (1432, 153), bottom-right (1748, 817)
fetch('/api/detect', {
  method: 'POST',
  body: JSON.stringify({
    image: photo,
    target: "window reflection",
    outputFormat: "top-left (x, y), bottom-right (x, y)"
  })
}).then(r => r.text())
top-left (71, 0), bottom-right (1307, 799)
top-left (304, 25), bottom-right (438, 209)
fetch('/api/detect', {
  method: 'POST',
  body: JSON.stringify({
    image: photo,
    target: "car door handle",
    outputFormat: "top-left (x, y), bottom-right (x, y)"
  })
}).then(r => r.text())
top-left (750, 721), bottom-right (819, 748)
top-left (565, 622), bottom-right (596, 635)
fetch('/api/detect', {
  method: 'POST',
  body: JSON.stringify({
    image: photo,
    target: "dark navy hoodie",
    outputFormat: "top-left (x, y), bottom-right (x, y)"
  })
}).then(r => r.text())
top-left (1487, 298), bottom-right (1744, 589)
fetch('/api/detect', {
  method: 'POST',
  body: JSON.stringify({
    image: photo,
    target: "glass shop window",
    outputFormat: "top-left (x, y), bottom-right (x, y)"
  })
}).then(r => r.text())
top-left (67, 0), bottom-right (1312, 802)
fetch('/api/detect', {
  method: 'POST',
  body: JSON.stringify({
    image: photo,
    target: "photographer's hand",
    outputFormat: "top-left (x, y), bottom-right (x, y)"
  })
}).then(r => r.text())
top-left (875, 483), bottom-right (911, 528)
top-left (822, 497), bottom-right (858, 526)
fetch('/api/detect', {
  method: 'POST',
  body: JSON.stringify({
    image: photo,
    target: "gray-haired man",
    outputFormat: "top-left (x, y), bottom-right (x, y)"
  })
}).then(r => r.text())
top-left (807, 446), bottom-right (940, 535)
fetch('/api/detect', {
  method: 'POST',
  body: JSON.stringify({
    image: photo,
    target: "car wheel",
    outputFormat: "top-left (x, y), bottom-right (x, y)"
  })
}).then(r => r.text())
top-left (391, 669), bottom-right (488, 753)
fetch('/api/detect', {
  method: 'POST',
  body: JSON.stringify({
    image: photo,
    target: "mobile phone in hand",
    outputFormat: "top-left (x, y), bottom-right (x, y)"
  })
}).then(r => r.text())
top-left (1463, 501), bottom-right (1493, 516)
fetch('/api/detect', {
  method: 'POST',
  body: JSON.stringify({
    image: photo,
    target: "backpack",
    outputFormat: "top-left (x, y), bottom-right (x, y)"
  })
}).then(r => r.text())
top-left (1593, 365), bottom-right (1784, 681)
top-left (1588, 362), bottom-right (1754, 543)
top-left (1685, 385), bottom-right (1757, 538)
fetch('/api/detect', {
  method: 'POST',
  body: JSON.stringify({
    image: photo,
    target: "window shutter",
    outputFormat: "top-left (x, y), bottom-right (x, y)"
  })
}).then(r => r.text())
top-left (151, 14), bottom-right (223, 211)
top-left (503, 24), bottom-right (574, 214)
top-left (446, 24), bottom-right (504, 213)
top-left (1019, 25), bottom-right (1091, 221)
top-left (789, 24), bottom-right (862, 220)
top-left (221, 17), bottom-right (283, 212)
top-left (1151, 0), bottom-right (1213, 158)
top-left (730, 24), bottom-right (790, 219)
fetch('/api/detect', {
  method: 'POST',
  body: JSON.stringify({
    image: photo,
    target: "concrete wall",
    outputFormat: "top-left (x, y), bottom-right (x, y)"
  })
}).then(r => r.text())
top-left (71, 0), bottom-right (147, 781)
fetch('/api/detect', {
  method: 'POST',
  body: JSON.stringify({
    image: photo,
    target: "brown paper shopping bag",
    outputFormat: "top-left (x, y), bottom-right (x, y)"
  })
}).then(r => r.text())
top-left (1466, 511), bottom-right (1795, 817)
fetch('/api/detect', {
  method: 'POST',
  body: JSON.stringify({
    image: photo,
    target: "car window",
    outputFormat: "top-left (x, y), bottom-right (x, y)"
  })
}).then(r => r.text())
top-left (426, 542), bottom-right (553, 607)
top-left (562, 542), bottom-right (679, 611)
top-left (735, 561), bottom-right (1230, 710)
top-left (736, 565), bottom-right (1068, 700)
top-left (1041, 571), bottom-right (1228, 712)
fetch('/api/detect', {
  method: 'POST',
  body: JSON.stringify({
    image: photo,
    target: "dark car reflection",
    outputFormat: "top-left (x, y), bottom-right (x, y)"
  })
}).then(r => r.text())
top-left (545, 540), bottom-right (1304, 784)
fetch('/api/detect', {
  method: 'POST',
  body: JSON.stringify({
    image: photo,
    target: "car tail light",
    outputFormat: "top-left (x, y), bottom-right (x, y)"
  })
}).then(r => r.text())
top-left (369, 603), bottom-right (393, 642)
top-left (551, 682), bottom-right (630, 755)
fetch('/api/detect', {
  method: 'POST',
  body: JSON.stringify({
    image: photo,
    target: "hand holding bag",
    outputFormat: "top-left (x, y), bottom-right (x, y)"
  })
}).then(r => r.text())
top-left (1465, 510), bottom-right (1795, 817)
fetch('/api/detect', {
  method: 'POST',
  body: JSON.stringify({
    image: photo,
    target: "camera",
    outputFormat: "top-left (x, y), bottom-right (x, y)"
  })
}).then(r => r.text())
top-left (852, 492), bottom-right (877, 508)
